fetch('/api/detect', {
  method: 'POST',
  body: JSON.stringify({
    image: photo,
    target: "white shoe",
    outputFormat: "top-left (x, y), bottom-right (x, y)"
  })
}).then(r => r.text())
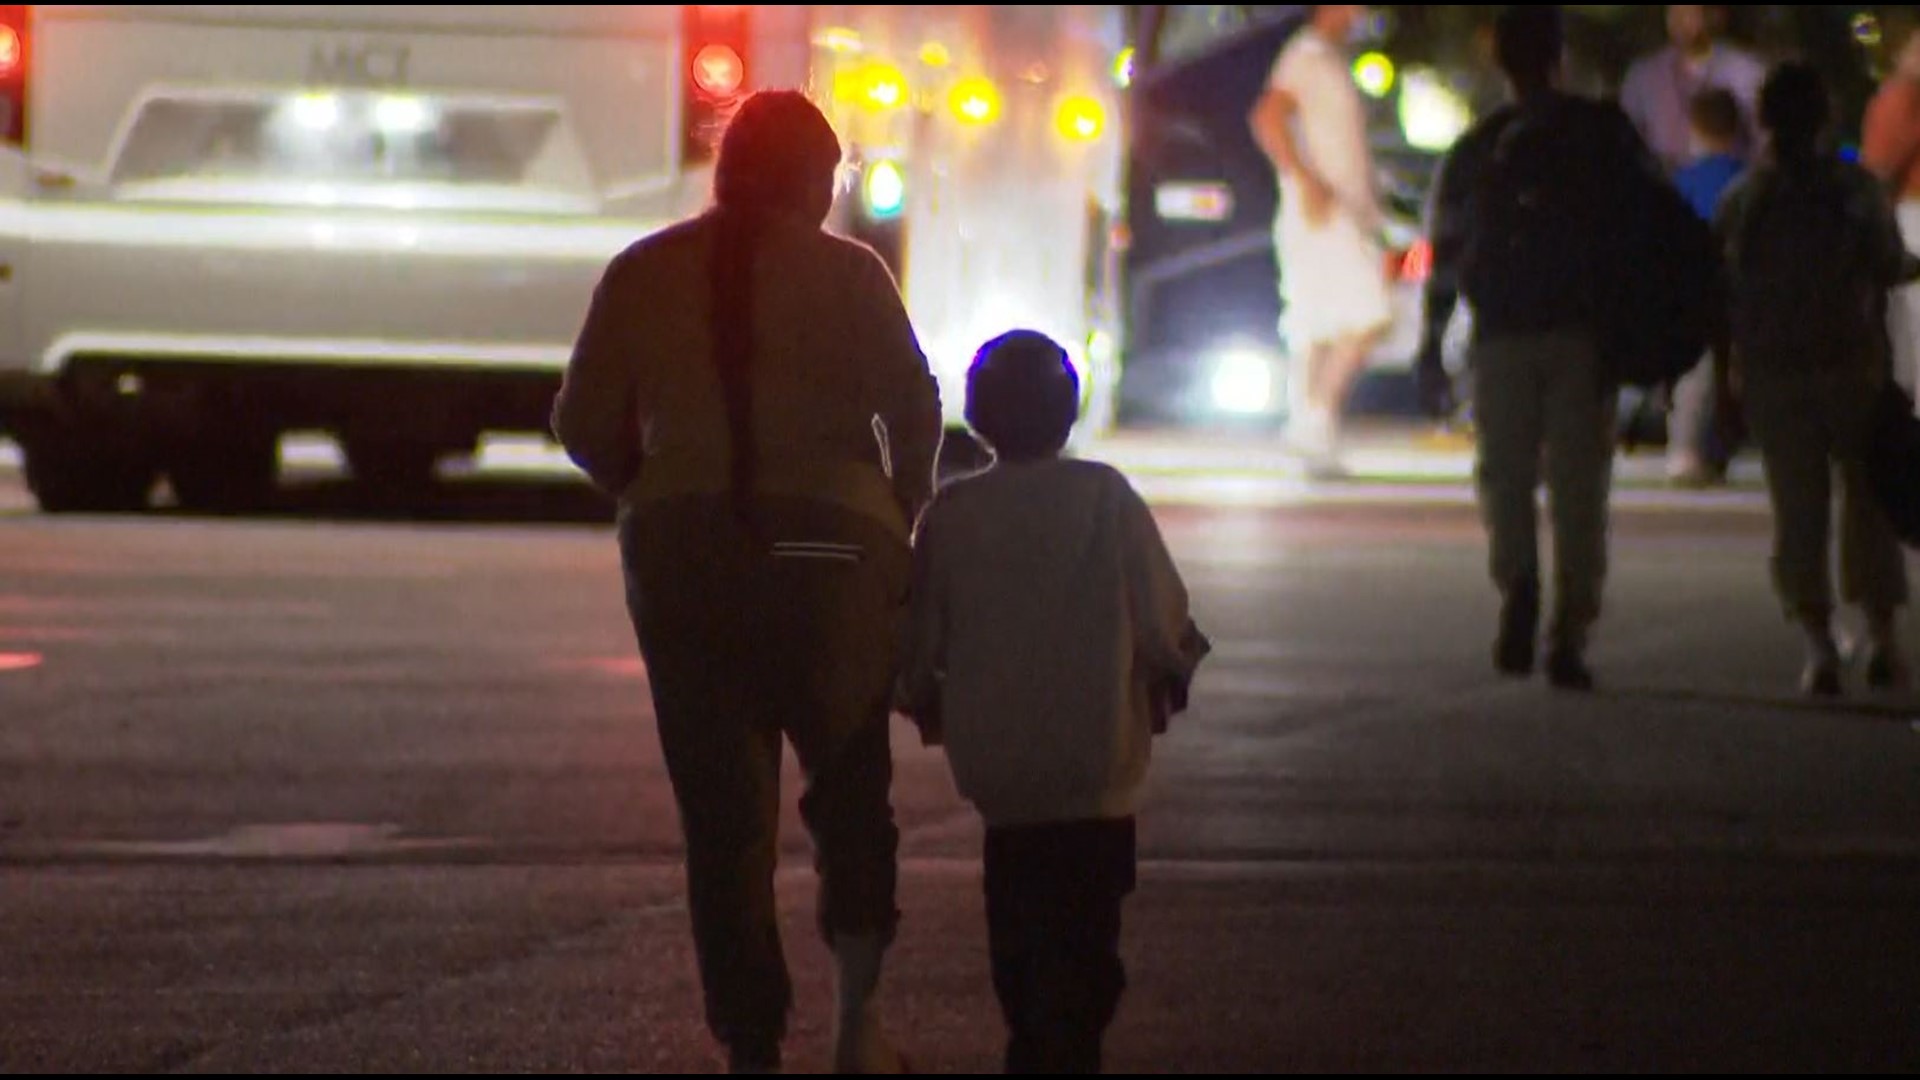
top-left (1289, 409), bottom-right (1336, 461)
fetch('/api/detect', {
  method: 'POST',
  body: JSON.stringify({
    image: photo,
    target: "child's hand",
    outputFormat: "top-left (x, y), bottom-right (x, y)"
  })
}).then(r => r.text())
top-left (1149, 679), bottom-right (1176, 736)
top-left (898, 703), bottom-right (943, 747)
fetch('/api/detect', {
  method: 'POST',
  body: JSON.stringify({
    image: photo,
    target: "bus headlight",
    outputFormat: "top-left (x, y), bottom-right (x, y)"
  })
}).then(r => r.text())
top-left (1209, 347), bottom-right (1276, 415)
top-left (290, 93), bottom-right (342, 133)
top-left (375, 95), bottom-right (435, 136)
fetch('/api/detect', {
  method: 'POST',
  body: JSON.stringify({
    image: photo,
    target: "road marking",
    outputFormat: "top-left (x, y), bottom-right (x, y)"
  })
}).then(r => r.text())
top-left (60, 823), bottom-right (486, 860)
top-left (547, 656), bottom-right (648, 680)
top-left (0, 651), bottom-right (44, 672)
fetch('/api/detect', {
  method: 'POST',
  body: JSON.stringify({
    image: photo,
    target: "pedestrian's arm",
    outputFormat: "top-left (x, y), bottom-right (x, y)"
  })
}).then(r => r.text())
top-left (1119, 485), bottom-right (1208, 733)
top-left (897, 510), bottom-right (948, 745)
top-left (1119, 483), bottom-right (1205, 683)
top-left (1857, 171), bottom-right (1914, 290)
top-left (1618, 62), bottom-right (1655, 148)
top-left (1862, 83), bottom-right (1920, 188)
top-left (1248, 69), bottom-right (1333, 220)
top-left (858, 251), bottom-right (943, 525)
top-left (1249, 85), bottom-right (1307, 182)
top-left (1709, 194), bottom-right (1742, 404)
top-left (553, 255), bottom-right (645, 496)
top-left (1420, 136), bottom-right (1478, 360)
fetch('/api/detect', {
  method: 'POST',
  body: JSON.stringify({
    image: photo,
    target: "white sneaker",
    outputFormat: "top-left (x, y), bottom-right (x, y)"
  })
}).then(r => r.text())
top-left (1289, 408), bottom-right (1337, 459)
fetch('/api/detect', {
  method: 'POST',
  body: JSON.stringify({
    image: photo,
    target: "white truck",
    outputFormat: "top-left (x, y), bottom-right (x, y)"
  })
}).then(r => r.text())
top-left (0, 5), bottom-right (1126, 512)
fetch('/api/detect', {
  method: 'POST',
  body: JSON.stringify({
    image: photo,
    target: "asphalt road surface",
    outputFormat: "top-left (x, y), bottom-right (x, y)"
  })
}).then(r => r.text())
top-left (3, 453), bottom-right (1918, 1073)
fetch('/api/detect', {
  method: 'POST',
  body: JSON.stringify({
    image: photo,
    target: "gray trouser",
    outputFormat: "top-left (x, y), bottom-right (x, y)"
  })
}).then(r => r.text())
top-left (1742, 369), bottom-right (1909, 620)
top-left (1473, 331), bottom-right (1617, 645)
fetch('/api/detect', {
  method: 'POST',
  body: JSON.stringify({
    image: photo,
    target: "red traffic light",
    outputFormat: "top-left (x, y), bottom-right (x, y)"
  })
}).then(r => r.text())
top-left (692, 43), bottom-right (744, 99)
top-left (0, 25), bottom-right (20, 79)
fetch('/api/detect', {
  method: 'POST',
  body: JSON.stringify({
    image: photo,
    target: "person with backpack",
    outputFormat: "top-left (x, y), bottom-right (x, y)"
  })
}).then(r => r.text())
top-left (1714, 64), bottom-right (1912, 696)
top-left (1421, 6), bottom-right (1672, 692)
top-left (553, 91), bottom-right (942, 1072)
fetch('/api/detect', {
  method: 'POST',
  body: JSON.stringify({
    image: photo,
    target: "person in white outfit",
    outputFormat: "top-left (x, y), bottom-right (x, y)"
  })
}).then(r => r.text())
top-left (1249, 5), bottom-right (1392, 476)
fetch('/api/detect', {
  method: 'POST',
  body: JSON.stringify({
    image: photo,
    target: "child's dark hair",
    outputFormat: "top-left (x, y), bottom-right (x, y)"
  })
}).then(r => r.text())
top-left (1688, 87), bottom-right (1742, 147)
top-left (965, 331), bottom-right (1080, 462)
top-left (1759, 62), bottom-right (1830, 164)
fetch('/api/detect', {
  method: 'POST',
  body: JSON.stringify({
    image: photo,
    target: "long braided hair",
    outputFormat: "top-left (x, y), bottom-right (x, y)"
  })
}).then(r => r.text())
top-left (707, 91), bottom-right (843, 526)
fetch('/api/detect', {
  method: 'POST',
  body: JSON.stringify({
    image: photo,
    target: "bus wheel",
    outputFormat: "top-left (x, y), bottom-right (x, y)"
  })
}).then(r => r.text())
top-left (343, 436), bottom-right (441, 496)
top-left (166, 430), bottom-right (279, 514)
top-left (19, 426), bottom-right (158, 514)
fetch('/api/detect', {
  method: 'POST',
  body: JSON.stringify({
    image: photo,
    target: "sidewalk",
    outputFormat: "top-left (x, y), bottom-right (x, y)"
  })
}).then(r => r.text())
top-left (1092, 424), bottom-right (1770, 511)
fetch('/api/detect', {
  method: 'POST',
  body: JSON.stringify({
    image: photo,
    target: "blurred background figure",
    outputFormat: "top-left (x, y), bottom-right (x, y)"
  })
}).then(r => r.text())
top-left (1249, 5), bottom-right (1393, 477)
top-left (1863, 15), bottom-right (1920, 402)
top-left (1622, 5), bottom-right (1767, 174)
top-left (1667, 87), bottom-right (1751, 487)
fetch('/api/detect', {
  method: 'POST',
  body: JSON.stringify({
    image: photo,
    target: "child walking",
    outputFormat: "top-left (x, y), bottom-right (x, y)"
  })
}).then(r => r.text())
top-left (900, 330), bottom-right (1209, 1073)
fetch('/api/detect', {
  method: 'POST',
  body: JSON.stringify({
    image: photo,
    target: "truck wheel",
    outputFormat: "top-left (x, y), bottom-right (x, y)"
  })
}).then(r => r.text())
top-left (343, 436), bottom-right (441, 495)
top-left (166, 430), bottom-right (279, 513)
top-left (20, 430), bottom-right (157, 514)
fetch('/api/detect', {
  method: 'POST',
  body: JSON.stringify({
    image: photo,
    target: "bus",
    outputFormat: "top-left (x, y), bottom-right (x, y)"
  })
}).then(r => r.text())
top-left (812, 5), bottom-right (1129, 454)
top-left (0, 4), bottom-right (1128, 513)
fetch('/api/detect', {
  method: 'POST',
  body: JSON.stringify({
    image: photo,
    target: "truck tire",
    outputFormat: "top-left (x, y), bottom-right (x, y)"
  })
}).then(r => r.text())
top-left (20, 431), bottom-right (158, 514)
top-left (166, 430), bottom-right (279, 513)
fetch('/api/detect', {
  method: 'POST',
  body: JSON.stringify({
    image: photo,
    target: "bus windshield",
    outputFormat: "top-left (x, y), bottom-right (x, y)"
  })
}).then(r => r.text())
top-left (108, 89), bottom-right (600, 214)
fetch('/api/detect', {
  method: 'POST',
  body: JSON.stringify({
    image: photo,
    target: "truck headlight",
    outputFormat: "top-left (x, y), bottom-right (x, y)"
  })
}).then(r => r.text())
top-left (1209, 347), bottom-right (1276, 415)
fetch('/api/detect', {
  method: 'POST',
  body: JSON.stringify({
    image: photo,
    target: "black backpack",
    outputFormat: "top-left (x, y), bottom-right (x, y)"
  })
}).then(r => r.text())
top-left (1595, 156), bottom-right (1723, 389)
top-left (1462, 98), bottom-right (1719, 389)
top-left (1727, 165), bottom-right (1882, 369)
top-left (1460, 103), bottom-right (1604, 335)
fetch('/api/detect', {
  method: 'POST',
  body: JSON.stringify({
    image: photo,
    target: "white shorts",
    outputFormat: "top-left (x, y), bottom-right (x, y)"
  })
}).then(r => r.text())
top-left (1278, 209), bottom-right (1394, 349)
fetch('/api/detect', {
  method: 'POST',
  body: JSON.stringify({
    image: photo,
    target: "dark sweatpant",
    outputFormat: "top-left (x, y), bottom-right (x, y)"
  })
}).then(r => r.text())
top-left (985, 817), bottom-right (1137, 1075)
top-left (620, 495), bottom-right (909, 1053)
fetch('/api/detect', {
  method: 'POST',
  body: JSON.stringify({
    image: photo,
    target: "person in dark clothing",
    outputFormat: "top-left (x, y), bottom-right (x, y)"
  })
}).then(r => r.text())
top-left (1419, 6), bottom-right (1664, 692)
top-left (554, 91), bottom-right (941, 1074)
top-left (1713, 64), bottom-right (1912, 697)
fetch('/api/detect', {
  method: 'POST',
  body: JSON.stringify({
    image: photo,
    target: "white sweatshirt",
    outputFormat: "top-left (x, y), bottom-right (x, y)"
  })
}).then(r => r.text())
top-left (901, 458), bottom-right (1203, 828)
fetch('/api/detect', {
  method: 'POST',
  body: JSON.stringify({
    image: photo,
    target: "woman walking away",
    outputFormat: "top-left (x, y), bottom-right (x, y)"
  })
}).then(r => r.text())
top-left (554, 90), bottom-right (943, 1072)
